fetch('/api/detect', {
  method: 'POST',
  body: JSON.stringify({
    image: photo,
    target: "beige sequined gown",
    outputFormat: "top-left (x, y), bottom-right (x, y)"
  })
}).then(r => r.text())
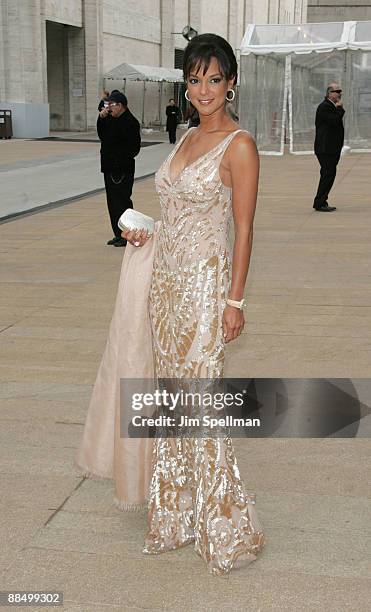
top-left (144, 127), bottom-right (265, 575)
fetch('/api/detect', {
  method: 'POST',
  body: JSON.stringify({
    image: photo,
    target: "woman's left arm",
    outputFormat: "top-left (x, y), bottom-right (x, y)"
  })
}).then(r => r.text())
top-left (222, 132), bottom-right (259, 343)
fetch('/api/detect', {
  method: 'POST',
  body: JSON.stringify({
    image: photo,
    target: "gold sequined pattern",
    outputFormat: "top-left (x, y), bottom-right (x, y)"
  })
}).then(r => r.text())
top-left (144, 128), bottom-right (265, 575)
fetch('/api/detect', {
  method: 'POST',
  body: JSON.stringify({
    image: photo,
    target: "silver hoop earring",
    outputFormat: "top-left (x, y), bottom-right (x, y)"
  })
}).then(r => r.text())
top-left (226, 89), bottom-right (235, 102)
top-left (185, 89), bottom-right (190, 102)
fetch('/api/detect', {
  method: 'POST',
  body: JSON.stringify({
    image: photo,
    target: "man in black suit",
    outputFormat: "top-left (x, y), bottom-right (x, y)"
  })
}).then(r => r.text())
top-left (165, 98), bottom-right (181, 144)
top-left (97, 91), bottom-right (141, 246)
top-left (313, 83), bottom-right (345, 212)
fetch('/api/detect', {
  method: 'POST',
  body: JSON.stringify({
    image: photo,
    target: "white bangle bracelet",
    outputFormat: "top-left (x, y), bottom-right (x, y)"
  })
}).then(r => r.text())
top-left (227, 298), bottom-right (245, 309)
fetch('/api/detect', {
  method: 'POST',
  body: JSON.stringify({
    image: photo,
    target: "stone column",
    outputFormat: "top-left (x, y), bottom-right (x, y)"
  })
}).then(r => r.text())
top-left (0, 0), bottom-right (49, 136)
top-left (227, 0), bottom-right (239, 50)
top-left (0, 0), bottom-right (45, 103)
top-left (189, 0), bottom-right (201, 34)
top-left (160, 0), bottom-right (174, 68)
top-left (83, 0), bottom-right (103, 129)
top-left (0, 2), bottom-right (7, 102)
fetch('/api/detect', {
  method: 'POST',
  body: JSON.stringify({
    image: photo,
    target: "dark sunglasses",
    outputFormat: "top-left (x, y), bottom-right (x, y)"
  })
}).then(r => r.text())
top-left (330, 89), bottom-right (342, 94)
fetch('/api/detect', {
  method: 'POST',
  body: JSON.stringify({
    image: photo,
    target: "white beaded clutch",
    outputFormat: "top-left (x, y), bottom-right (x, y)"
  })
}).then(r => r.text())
top-left (118, 209), bottom-right (155, 236)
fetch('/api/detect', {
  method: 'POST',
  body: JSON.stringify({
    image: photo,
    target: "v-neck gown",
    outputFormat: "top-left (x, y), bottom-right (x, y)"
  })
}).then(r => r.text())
top-left (143, 127), bottom-right (265, 575)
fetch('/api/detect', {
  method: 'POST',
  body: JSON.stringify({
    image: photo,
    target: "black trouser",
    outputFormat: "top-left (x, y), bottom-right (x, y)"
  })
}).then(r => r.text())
top-left (313, 153), bottom-right (340, 209)
top-left (168, 126), bottom-right (177, 144)
top-left (103, 171), bottom-right (134, 237)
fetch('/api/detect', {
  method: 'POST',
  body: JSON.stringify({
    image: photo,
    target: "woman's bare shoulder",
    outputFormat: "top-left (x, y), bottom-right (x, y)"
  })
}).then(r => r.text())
top-left (232, 129), bottom-right (256, 146)
top-left (227, 130), bottom-right (258, 161)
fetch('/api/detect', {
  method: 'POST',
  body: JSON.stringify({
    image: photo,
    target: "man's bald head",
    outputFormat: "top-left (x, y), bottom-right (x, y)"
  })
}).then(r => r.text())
top-left (326, 83), bottom-right (342, 104)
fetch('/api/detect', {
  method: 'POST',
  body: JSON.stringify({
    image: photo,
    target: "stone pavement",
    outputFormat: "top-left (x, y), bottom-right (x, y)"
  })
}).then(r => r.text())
top-left (0, 128), bottom-right (175, 220)
top-left (0, 151), bottom-right (371, 611)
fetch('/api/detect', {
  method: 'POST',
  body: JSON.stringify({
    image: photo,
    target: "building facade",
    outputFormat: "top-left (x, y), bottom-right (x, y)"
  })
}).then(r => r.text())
top-left (0, 0), bottom-right (307, 136)
top-left (308, 0), bottom-right (371, 22)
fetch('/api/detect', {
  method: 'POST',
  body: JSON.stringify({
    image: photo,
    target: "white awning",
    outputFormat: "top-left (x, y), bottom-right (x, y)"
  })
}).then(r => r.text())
top-left (105, 63), bottom-right (184, 83)
top-left (240, 21), bottom-right (371, 55)
top-left (350, 20), bottom-right (371, 50)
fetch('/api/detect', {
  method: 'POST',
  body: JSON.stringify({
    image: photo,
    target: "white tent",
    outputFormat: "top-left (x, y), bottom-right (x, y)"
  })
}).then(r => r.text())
top-left (104, 63), bottom-right (184, 126)
top-left (239, 21), bottom-right (371, 154)
top-left (105, 63), bottom-right (183, 83)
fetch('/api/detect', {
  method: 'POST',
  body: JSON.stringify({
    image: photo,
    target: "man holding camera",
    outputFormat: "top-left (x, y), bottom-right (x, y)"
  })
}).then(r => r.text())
top-left (313, 83), bottom-right (345, 212)
top-left (97, 91), bottom-right (141, 246)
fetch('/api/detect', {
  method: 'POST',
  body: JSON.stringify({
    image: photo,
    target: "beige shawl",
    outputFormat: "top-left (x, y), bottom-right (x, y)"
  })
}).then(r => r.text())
top-left (74, 224), bottom-right (160, 510)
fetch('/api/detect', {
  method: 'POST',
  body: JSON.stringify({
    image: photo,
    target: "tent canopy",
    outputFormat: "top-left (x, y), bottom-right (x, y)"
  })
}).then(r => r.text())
top-left (240, 21), bottom-right (371, 55)
top-left (239, 21), bottom-right (371, 154)
top-left (105, 62), bottom-right (184, 82)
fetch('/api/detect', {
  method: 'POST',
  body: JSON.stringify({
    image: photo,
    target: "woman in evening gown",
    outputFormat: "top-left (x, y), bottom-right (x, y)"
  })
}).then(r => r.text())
top-left (76, 33), bottom-right (265, 576)
top-left (122, 34), bottom-right (265, 575)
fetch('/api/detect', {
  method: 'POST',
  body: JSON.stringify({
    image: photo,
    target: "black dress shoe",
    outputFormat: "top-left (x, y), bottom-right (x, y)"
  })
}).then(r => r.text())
top-left (107, 236), bottom-right (122, 245)
top-left (314, 205), bottom-right (336, 212)
top-left (113, 237), bottom-right (127, 247)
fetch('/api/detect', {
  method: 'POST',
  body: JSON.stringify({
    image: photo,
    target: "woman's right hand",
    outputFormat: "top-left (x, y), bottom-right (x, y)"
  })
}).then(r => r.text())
top-left (121, 228), bottom-right (151, 247)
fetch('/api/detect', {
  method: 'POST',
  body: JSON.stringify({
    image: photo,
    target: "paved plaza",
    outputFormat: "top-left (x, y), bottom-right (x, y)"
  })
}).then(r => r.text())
top-left (0, 129), bottom-right (172, 219)
top-left (0, 137), bottom-right (370, 610)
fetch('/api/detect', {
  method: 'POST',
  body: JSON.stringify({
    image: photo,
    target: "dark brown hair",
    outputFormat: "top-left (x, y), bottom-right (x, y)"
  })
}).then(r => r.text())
top-left (183, 33), bottom-right (238, 85)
